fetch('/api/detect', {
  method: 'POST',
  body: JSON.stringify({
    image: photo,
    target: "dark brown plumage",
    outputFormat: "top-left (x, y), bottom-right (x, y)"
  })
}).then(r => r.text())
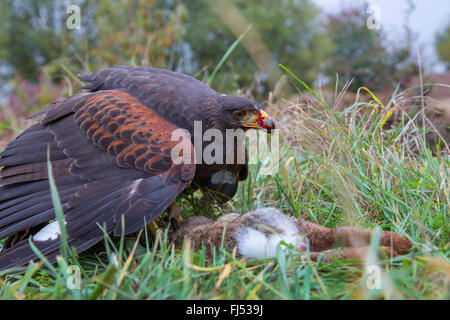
top-left (0, 66), bottom-right (275, 270)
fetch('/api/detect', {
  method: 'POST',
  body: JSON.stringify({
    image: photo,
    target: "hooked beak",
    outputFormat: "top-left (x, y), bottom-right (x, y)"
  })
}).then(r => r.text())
top-left (242, 110), bottom-right (276, 133)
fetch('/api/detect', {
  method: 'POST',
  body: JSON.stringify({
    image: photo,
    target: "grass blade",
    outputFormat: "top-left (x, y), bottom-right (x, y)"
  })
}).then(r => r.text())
top-left (47, 146), bottom-right (70, 260)
top-left (279, 64), bottom-right (329, 112)
top-left (207, 25), bottom-right (252, 86)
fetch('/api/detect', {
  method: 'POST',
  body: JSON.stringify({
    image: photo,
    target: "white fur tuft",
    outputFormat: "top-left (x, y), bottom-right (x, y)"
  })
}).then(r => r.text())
top-left (33, 220), bottom-right (66, 242)
top-left (234, 208), bottom-right (305, 259)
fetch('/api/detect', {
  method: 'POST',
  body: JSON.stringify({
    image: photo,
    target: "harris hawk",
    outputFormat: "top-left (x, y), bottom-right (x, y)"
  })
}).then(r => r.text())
top-left (0, 66), bottom-right (275, 270)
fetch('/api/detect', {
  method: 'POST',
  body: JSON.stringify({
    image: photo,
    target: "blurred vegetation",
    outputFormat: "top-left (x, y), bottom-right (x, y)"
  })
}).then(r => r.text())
top-left (0, 0), bottom-right (69, 82)
top-left (0, 0), bottom-right (334, 95)
top-left (0, 0), bottom-right (186, 82)
top-left (324, 7), bottom-right (418, 92)
top-left (3, 0), bottom-right (450, 132)
top-left (181, 0), bottom-right (334, 93)
top-left (435, 21), bottom-right (450, 70)
top-left (0, 0), bottom-right (432, 97)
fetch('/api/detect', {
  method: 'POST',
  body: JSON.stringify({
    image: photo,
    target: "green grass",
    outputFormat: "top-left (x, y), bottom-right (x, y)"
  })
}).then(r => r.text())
top-left (0, 74), bottom-right (449, 300)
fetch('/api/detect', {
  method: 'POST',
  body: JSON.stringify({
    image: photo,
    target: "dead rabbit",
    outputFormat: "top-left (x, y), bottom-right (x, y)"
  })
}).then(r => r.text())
top-left (170, 207), bottom-right (412, 262)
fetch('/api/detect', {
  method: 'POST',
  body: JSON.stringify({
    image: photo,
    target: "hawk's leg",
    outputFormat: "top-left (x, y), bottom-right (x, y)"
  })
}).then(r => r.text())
top-left (142, 220), bottom-right (160, 244)
top-left (198, 194), bottom-right (212, 214)
top-left (168, 203), bottom-right (183, 230)
top-left (197, 187), bottom-right (232, 214)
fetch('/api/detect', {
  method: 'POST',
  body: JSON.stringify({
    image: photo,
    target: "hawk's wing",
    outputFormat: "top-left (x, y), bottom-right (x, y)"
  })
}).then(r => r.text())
top-left (78, 66), bottom-right (216, 133)
top-left (0, 90), bottom-right (195, 270)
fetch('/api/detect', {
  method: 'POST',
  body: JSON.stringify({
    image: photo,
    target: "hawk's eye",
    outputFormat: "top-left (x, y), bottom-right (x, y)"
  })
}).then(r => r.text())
top-left (233, 110), bottom-right (247, 120)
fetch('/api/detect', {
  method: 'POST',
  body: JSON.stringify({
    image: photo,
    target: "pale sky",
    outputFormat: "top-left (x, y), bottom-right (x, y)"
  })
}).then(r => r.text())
top-left (312, 0), bottom-right (450, 73)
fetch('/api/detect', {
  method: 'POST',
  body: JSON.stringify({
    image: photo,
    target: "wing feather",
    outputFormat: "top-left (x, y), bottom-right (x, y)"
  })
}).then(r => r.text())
top-left (0, 89), bottom-right (195, 270)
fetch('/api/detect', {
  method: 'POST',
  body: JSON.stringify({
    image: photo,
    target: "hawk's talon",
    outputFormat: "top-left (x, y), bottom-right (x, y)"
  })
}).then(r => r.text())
top-left (168, 203), bottom-right (183, 230)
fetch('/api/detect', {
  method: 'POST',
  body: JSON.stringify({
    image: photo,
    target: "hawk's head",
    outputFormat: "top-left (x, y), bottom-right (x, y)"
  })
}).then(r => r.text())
top-left (215, 94), bottom-right (275, 133)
